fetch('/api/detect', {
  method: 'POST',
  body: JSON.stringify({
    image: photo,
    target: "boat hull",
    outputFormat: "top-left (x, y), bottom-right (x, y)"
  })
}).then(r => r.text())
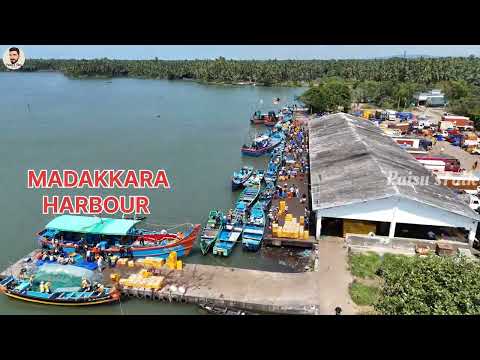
top-left (232, 181), bottom-right (245, 191)
top-left (40, 224), bottom-right (201, 260)
top-left (242, 241), bottom-right (261, 252)
top-left (250, 118), bottom-right (265, 125)
top-left (241, 137), bottom-right (283, 157)
top-left (3, 290), bottom-right (119, 306)
top-left (200, 227), bottom-right (222, 256)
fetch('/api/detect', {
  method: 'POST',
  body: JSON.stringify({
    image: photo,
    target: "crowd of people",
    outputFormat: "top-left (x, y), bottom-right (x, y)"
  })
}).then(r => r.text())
top-left (266, 118), bottom-right (311, 233)
top-left (38, 237), bottom-right (136, 272)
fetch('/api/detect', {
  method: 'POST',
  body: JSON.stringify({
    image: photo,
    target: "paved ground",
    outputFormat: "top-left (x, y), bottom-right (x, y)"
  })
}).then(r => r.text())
top-left (314, 237), bottom-right (356, 315)
top-left (411, 106), bottom-right (445, 125)
top-left (158, 237), bottom-right (356, 315)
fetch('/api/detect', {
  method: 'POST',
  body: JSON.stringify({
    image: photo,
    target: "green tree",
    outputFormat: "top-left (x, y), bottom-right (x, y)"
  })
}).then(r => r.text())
top-left (375, 255), bottom-right (480, 315)
top-left (300, 79), bottom-right (352, 113)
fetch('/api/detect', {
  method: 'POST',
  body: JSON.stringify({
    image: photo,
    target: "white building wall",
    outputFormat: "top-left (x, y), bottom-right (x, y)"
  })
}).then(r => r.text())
top-left (316, 196), bottom-right (478, 238)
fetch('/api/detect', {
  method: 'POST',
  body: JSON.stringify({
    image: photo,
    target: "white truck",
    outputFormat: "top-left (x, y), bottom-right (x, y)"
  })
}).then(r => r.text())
top-left (384, 110), bottom-right (397, 121)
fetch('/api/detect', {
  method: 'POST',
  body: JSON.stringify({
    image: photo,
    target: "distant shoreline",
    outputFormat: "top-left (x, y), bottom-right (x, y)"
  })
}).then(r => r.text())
top-left (0, 70), bottom-right (308, 87)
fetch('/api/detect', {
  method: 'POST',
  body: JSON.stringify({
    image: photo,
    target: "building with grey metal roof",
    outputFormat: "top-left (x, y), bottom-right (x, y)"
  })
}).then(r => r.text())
top-left (309, 113), bottom-right (479, 245)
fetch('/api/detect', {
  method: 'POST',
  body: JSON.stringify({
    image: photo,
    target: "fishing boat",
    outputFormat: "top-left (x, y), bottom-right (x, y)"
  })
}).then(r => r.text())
top-left (257, 182), bottom-right (275, 210)
top-left (238, 186), bottom-right (261, 208)
top-left (0, 275), bottom-right (120, 306)
top-left (250, 110), bottom-right (277, 126)
top-left (37, 215), bottom-right (201, 259)
top-left (264, 156), bottom-right (281, 184)
top-left (198, 302), bottom-right (258, 315)
top-left (212, 206), bottom-right (243, 257)
top-left (250, 111), bottom-right (269, 125)
top-left (264, 111), bottom-right (279, 127)
top-left (241, 131), bottom-right (284, 157)
top-left (231, 166), bottom-right (254, 191)
top-left (200, 210), bottom-right (225, 255)
top-left (242, 202), bottom-right (266, 252)
top-left (244, 169), bottom-right (265, 187)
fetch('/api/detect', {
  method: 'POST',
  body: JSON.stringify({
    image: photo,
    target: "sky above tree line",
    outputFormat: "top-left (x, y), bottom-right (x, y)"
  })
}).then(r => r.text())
top-left (2, 45), bottom-right (480, 60)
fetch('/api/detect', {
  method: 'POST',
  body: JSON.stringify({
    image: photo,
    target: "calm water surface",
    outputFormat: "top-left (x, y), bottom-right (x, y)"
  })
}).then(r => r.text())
top-left (0, 72), bottom-right (305, 314)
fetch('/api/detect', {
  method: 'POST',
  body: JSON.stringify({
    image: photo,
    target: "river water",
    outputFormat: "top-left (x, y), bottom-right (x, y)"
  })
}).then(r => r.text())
top-left (0, 72), bottom-right (306, 314)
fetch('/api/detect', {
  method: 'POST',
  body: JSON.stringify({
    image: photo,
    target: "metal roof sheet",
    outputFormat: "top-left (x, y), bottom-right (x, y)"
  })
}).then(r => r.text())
top-left (308, 113), bottom-right (480, 221)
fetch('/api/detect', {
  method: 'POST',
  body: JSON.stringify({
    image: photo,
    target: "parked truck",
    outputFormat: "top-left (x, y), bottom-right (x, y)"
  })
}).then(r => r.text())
top-left (440, 115), bottom-right (474, 131)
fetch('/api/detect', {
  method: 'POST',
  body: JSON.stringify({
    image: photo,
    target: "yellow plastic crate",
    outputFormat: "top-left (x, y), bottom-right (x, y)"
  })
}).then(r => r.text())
top-left (139, 269), bottom-right (152, 278)
top-left (117, 258), bottom-right (128, 266)
top-left (176, 260), bottom-right (183, 270)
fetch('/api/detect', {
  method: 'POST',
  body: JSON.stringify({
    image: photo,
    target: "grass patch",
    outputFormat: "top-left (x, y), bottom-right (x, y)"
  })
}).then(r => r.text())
top-left (349, 252), bottom-right (382, 278)
top-left (350, 281), bottom-right (380, 306)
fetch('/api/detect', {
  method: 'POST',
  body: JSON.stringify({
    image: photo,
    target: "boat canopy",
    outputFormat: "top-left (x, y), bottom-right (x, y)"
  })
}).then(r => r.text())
top-left (44, 215), bottom-right (141, 236)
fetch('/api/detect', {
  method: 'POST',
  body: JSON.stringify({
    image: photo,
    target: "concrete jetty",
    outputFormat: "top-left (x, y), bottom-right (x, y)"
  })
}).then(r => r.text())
top-left (0, 241), bottom-right (356, 315)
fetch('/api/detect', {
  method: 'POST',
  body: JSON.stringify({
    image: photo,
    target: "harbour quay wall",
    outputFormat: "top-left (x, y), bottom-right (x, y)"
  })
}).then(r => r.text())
top-left (120, 264), bottom-right (322, 314)
top-left (1, 252), bottom-right (323, 315)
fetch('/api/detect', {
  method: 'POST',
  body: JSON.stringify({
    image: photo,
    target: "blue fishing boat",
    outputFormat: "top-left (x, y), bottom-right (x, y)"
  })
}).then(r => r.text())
top-left (231, 166), bottom-right (254, 190)
top-left (200, 210), bottom-right (225, 255)
top-left (241, 131), bottom-right (284, 157)
top-left (0, 275), bottom-right (120, 306)
top-left (242, 202), bottom-right (266, 252)
top-left (264, 155), bottom-right (281, 184)
top-left (238, 185), bottom-right (261, 208)
top-left (244, 169), bottom-right (265, 187)
top-left (257, 182), bottom-right (275, 210)
top-left (212, 206), bottom-right (243, 257)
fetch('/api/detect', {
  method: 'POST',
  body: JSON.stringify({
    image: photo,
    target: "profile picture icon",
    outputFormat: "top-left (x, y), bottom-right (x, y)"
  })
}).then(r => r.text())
top-left (3, 47), bottom-right (25, 70)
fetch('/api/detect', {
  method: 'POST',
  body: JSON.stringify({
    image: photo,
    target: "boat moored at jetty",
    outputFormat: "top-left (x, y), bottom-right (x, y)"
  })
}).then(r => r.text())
top-left (264, 111), bottom-right (279, 127)
top-left (242, 202), bottom-right (266, 252)
top-left (250, 110), bottom-right (277, 125)
top-left (238, 186), bottom-right (261, 208)
top-left (241, 131), bottom-right (285, 157)
top-left (212, 207), bottom-right (243, 257)
top-left (200, 210), bottom-right (225, 255)
top-left (244, 169), bottom-right (265, 187)
top-left (37, 215), bottom-right (201, 259)
top-left (0, 275), bottom-right (120, 306)
top-left (231, 166), bottom-right (254, 190)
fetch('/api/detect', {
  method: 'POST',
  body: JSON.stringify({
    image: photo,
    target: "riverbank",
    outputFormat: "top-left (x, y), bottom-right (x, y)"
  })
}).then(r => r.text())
top-left (1, 69), bottom-right (309, 88)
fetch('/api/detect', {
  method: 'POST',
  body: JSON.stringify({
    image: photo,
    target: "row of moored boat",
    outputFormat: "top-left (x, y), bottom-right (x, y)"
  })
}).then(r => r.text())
top-left (200, 106), bottom-right (295, 256)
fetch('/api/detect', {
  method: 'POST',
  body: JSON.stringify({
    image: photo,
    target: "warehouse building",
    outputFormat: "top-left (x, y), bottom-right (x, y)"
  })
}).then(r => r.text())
top-left (413, 89), bottom-right (446, 107)
top-left (309, 113), bottom-right (480, 245)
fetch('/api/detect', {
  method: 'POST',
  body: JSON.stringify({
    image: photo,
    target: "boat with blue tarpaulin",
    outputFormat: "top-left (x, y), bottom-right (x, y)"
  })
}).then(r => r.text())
top-left (0, 275), bottom-right (120, 306)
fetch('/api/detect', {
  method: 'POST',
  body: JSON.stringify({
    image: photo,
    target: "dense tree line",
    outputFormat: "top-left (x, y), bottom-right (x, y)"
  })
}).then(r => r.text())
top-left (5, 56), bottom-right (480, 117)
top-left (3, 56), bottom-right (480, 87)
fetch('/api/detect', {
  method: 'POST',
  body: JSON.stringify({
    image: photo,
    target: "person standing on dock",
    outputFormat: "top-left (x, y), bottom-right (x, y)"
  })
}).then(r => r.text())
top-left (97, 256), bottom-right (104, 272)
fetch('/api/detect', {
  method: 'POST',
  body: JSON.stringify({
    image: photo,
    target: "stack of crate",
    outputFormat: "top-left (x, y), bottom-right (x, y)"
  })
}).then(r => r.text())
top-left (166, 252), bottom-right (177, 270)
top-left (279, 200), bottom-right (286, 215)
top-left (119, 272), bottom-right (165, 290)
top-left (139, 257), bottom-right (165, 270)
top-left (272, 214), bottom-right (309, 240)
